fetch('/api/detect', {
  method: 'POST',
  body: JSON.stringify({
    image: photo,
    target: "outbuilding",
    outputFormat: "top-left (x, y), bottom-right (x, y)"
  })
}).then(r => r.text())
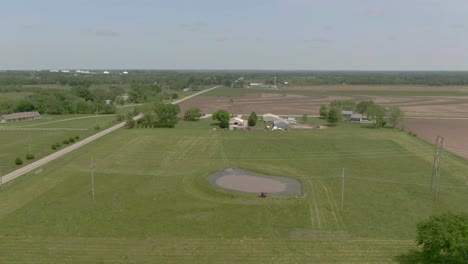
top-left (263, 113), bottom-right (282, 122)
top-left (229, 117), bottom-right (247, 130)
top-left (350, 113), bottom-right (363, 122)
top-left (1, 111), bottom-right (41, 123)
top-left (273, 119), bottom-right (290, 130)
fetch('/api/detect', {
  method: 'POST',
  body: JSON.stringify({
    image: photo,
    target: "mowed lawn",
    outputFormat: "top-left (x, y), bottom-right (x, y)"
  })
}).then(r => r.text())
top-left (0, 122), bottom-right (466, 263)
top-left (0, 114), bottom-right (116, 174)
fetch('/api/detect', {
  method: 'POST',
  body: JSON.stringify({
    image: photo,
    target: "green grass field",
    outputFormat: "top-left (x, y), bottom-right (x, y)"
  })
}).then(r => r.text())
top-left (0, 120), bottom-right (466, 263)
top-left (0, 114), bottom-right (116, 174)
top-left (204, 87), bottom-right (468, 97)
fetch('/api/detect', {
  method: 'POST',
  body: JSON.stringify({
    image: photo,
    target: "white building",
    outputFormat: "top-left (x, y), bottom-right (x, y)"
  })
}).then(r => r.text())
top-left (262, 113), bottom-right (282, 122)
top-left (229, 117), bottom-right (247, 130)
top-left (103, 71), bottom-right (110, 74)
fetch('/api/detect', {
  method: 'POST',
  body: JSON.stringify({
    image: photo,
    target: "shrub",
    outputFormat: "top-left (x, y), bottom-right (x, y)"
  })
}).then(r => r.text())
top-left (94, 124), bottom-right (101, 131)
top-left (69, 137), bottom-right (75, 143)
top-left (15, 157), bottom-right (23, 165)
top-left (75, 136), bottom-right (80, 140)
top-left (51, 145), bottom-right (57, 150)
top-left (63, 139), bottom-right (69, 145)
top-left (26, 153), bottom-right (35, 160)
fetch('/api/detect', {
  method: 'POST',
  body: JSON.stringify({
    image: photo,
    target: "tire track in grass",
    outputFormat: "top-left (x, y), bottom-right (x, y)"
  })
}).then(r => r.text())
top-left (393, 133), bottom-right (468, 184)
top-left (0, 170), bottom-right (68, 220)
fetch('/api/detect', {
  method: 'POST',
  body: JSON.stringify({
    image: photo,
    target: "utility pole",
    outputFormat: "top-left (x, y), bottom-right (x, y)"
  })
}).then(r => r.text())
top-left (90, 159), bottom-right (95, 200)
top-left (340, 168), bottom-right (345, 213)
top-left (0, 165), bottom-right (3, 190)
top-left (431, 136), bottom-right (444, 201)
top-left (28, 132), bottom-right (32, 154)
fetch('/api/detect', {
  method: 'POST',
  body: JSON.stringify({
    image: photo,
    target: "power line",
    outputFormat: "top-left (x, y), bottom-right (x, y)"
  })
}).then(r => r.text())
top-left (431, 136), bottom-right (444, 201)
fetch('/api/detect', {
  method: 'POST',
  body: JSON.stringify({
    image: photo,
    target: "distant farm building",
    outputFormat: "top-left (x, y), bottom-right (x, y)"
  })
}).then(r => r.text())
top-left (123, 71), bottom-right (129, 74)
top-left (1, 111), bottom-right (41, 123)
top-left (229, 117), bottom-right (247, 130)
top-left (342, 111), bottom-right (353, 120)
top-left (103, 71), bottom-right (110, 74)
top-left (273, 119), bottom-right (290, 130)
top-left (350, 113), bottom-right (363, 122)
top-left (287, 117), bottom-right (297, 124)
top-left (342, 111), bottom-right (364, 122)
top-left (263, 113), bottom-right (282, 122)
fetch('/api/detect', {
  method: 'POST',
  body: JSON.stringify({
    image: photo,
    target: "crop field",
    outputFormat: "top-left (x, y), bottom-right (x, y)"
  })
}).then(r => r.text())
top-left (404, 118), bottom-right (468, 160)
top-left (0, 114), bottom-right (116, 174)
top-left (0, 120), bottom-right (466, 263)
top-left (180, 86), bottom-right (468, 118)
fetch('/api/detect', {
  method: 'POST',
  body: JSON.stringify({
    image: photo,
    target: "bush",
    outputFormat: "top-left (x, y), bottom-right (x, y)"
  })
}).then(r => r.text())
top-left (26, 153), bottom-right (35, 160)
top-left (69, 137), bottom-right (75, 143)
top-left (75, 136), bottom-right (80, 140)
top-left (63, 139), bottom-right (69, 145)
top-left (51, 145), bottom-right (57, 150)
top-left (125, 118), bottom-right (136, 129)
top-left (94, 124), bottom-right (101, 131)
top-left (15, 157), bottom-right (23, 165)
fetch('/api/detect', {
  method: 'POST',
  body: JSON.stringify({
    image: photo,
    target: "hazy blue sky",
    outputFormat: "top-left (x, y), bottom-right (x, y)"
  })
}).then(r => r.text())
top-left (1, 0), bottom-right (468, 70)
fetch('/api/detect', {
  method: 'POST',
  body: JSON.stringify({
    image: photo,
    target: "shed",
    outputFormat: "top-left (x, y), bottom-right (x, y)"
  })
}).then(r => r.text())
top-left (263, 113), bottom-right (282, 122)
top-left (342, 111), bottom-right (353, 120)
top-left (229, 117), bottom-right (247, 130)
top-left (287, 117), bottom-right (297, 124)
top-left (273, 119), bottom-right (290, 130)
top-left (1, 111), bottom-right (41, 123)
top-left (350, 113), bottom-right (363, 122)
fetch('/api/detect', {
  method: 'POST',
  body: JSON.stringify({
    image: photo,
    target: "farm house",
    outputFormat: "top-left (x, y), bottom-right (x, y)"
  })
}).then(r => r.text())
top-left (1, 111), bottom-right (41, 123)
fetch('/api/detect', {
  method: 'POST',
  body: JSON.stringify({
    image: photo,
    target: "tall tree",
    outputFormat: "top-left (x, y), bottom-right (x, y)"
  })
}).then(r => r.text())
top-left (327, 106), bottom-right (342, 124)
top-left (212, 109), bottom-right (230, 128)
top-left (387, 106), bottom-right (404, 128)
top-left (153, 103), bottom-right (180, 128)
top-left (416, 213), bottom-right (468, 263)
top-left (319, 104), bottom-right (328, 119)
top-left (355, 100), bottom-right (375, 116)
top-left (248, 112), bottom-right (257, 127)
top-left (368, 104), bottom-right (386, 128)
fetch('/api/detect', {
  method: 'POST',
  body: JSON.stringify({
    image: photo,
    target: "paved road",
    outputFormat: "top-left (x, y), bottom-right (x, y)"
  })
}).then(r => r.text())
top-left (0, 85), bottom-right (222, 185)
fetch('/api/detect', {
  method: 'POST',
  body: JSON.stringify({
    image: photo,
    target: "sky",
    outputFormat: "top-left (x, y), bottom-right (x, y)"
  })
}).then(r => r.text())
top-left (1, 0), bottom-right (468, 70)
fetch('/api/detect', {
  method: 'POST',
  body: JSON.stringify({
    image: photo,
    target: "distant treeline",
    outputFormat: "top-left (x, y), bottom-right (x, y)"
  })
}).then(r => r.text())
top-left (1, 70), bottom-right (468, 87)
top-left (0, 71), bottom-right (237, 89)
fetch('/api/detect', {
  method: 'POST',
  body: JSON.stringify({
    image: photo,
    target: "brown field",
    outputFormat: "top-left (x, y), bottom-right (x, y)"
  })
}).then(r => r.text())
top-left (284, 85), bottom-right (468, 92)
top-left (404, 118), bottom-right (468, 160)
top-left (180, 93), bottom-right (468, 118)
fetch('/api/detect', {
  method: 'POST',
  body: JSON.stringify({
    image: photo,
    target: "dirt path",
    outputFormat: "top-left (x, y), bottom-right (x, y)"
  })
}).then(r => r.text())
top-left (0, 85), bottom-right (222, 186)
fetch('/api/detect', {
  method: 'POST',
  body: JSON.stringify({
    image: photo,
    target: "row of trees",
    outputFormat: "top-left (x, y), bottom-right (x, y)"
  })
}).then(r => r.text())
top-left (4, 70), bottom-right (468, 89)
top-left (319, 100), bottom-right (404, 128)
